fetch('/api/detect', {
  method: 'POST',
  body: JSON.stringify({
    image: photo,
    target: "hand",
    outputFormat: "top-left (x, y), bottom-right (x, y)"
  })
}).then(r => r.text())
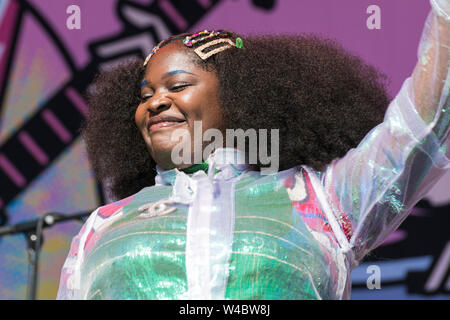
top-left (430, 0), bottom-right (449, 21)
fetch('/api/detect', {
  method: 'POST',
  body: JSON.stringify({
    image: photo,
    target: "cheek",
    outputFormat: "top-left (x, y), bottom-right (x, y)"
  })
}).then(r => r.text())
top-left (202, 81), bottom-right (222, 127)
top-left (135, 104), bottom-right (145, 127)
top-left (183, 91), bottom-right (222, 125)
top-left (202, 96), bottom-right (223, 129)
top-left (178, 93), bottom-right (203, 120)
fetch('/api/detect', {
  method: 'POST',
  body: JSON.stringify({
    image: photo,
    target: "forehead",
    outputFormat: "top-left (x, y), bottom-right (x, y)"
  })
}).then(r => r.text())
top-left (144, 42), bottom-right (200, 78)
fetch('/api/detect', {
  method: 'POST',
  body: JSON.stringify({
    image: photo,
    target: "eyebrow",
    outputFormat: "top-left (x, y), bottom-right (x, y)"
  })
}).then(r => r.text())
top-left (141, 70), bottom-right (197, 88)
top-left (163, 69), bottom-right (196, 79)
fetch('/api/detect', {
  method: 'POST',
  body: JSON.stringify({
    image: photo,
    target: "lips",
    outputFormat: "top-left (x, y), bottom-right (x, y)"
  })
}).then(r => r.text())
top-left (147, 115), bottom-right (186, 132)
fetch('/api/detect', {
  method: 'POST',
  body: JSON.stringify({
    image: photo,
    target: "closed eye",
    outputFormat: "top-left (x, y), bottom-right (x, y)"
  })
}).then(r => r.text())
top-left (140, 93), bottom-right (152, 102)
top-left (170, 84), bottom-right (189, 92)
top-left (139, 83), bottom-right (189, 102)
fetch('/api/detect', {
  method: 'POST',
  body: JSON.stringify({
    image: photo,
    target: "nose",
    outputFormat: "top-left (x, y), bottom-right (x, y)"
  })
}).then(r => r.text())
top-left (147, 92), bottom-right (172, 113)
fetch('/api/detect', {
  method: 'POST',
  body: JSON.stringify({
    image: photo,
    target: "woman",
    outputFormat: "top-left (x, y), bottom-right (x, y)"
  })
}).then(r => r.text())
top-left (57, 0), bottom-right (449, 300)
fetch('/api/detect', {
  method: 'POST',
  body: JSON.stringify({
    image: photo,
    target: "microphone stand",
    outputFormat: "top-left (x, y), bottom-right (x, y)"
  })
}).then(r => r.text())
top-left (0, 211), bottom-right (91, 300)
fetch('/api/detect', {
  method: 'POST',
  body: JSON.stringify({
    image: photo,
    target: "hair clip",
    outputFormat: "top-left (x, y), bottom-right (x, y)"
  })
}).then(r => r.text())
top-left (183, 30), bottom-right (222, 47)
top-left (143, 40), bottom-right (165, 67)
top-left (235, 37), bottom-right (244, 49)
top-left (193, 38), bottom-right (236, 60)
top-left (143, 31), bottom-right (245, 65)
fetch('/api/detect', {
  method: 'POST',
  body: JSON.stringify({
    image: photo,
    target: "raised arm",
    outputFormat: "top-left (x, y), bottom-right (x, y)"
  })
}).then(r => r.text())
top-left (317, 0), bottom-right (450, 264)
top-left (413, 0), bottom-right (449, 123)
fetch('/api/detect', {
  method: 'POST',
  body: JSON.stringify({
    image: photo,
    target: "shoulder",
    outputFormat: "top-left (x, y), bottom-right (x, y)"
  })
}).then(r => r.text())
top-left (96, 184), bottom-right (168, 219)
top-left (77, 185), bottom-right (168, 251)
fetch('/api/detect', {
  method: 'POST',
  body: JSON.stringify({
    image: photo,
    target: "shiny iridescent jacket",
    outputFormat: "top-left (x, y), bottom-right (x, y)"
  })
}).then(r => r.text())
top-left (57, 1), bottom-right (450, 300)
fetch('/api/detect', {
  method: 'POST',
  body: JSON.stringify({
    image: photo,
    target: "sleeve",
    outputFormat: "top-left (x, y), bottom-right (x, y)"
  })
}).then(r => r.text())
top-left (317, 1), bottom-right (450, 264)
top-left (56, 194), bottom-right (134, 299)
top-left (56, 208), bottom-right (99, 300)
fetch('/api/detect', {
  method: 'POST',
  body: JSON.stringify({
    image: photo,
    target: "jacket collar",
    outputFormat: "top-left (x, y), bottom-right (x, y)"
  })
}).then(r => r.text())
top-left (155, 148), bottom-right (249, 186)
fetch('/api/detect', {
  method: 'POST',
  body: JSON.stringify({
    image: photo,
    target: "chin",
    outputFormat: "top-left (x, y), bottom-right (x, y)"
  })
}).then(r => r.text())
top-left (151, 146), bottom-right (192, 169)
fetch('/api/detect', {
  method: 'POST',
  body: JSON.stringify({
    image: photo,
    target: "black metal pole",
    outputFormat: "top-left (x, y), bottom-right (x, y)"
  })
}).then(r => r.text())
top-left (25, 215), bottom-right (45, 300)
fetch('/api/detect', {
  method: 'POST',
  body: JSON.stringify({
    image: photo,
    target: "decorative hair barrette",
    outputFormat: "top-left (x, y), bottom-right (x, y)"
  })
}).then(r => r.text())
top-left (192, 38), bottom-right (236, 60)
top-left (184, 30), bottom-right (245, 60)
top-left (182, 30), bottom-right (222, 47)
top-left (143, 39), bottom-right (165, 67)
top-left (143, 30), bottom-right (245, 66)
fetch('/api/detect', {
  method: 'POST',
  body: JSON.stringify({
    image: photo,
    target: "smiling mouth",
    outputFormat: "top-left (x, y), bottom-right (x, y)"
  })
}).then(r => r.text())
top-left (147, 116), bottom-right (186, 133)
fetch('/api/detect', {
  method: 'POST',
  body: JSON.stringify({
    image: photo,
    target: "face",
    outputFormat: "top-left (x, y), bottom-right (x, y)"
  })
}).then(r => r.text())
top-left (135, 42), bottom-right (224, 170)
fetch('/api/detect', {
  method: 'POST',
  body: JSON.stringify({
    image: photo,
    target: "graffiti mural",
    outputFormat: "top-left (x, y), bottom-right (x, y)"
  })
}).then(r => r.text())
top-left (0, 0), bottom-right (448, 299)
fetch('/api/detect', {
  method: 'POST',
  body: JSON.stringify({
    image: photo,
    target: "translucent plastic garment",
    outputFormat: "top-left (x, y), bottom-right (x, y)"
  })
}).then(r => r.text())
top-left (57, 1), bottom-right (449, 300)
